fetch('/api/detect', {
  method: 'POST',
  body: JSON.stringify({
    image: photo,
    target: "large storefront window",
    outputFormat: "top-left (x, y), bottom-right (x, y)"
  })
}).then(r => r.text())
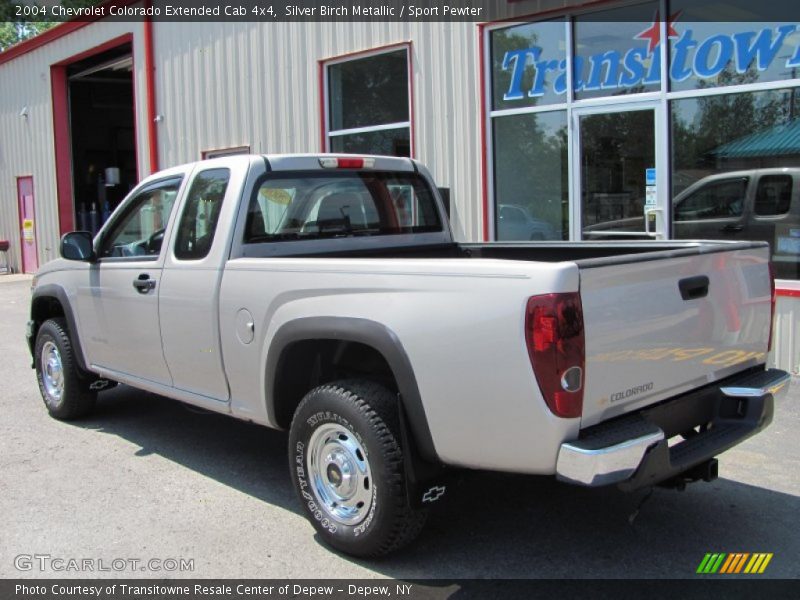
top-left (669, 1), bottom-right (800, 92)
top-left (491, 20), bottom-right (566, 110)
top-left (671, 88), bottom-right (800, 278)
top-left (487, 3), bottom-right (800, 279)
top-left (326, 48), bottom-right (411, 157)
top-left (493, 111), bottom-right (568, 240)
top-left (573, 1), bottom-right (660, 100)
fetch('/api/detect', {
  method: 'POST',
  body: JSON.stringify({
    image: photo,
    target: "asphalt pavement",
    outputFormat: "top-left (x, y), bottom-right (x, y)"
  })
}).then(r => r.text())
top-left (1, 274), bottom-right (798, 579)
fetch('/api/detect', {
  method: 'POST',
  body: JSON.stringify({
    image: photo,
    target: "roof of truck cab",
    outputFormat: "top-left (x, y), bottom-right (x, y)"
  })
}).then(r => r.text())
top-left (137, 154), bottom-right (418, 184)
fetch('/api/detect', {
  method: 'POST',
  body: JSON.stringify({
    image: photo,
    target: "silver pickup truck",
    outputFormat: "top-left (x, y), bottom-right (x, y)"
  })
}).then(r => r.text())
top-left (27, 154), bottom-right (790, 557)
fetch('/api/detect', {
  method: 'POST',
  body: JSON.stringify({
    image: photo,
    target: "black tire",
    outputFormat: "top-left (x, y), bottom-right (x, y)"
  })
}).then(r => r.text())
top-left (288, 380), bottom-right (427, 557)
top-left (34, 318), bottom-right (96, 420)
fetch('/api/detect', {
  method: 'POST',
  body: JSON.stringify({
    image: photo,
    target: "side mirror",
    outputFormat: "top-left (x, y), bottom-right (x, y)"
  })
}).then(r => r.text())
top-left (438, 187), bottom-right (451, 219)
top-left (60, 231), bottom-right (96, 262)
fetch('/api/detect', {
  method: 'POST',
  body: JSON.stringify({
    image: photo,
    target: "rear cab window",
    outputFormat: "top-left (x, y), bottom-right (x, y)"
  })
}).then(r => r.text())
top-left (243, 171), bottom-right (442, 244)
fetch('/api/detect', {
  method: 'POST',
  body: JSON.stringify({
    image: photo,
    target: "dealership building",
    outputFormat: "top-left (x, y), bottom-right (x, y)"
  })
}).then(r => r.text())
top-left (0, 0), bottom-right (798, 371)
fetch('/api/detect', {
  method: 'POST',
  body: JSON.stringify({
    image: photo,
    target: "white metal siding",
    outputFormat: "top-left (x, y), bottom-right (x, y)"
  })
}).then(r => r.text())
top-left (0, 21), bottom-right (150, 271)
top-left (770, 296), bottom-right (800, 374)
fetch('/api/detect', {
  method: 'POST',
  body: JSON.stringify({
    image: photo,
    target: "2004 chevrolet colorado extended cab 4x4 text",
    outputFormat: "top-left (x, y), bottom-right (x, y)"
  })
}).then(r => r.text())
top-left (28, 154), bottom-right (790, 556)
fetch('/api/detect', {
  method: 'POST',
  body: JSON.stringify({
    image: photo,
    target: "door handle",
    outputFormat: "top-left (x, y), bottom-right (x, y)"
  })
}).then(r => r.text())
top-left (679, 275), bottom-right (710, 301)
top-left (133, 273), bottom-right (156, 293)
top-left (720, 224), bottom-right (744, 233)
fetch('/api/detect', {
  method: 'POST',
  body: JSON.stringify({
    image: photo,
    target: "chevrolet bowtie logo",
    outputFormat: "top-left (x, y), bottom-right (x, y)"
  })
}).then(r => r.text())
top-left (422, 486), bottom-right (446, 503)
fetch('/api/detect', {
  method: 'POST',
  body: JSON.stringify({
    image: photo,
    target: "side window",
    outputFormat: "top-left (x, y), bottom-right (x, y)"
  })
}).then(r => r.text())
top-left (99, 177), bottom-right (182, 258)
top-left (174, 169), bottom-right (230, 260)
top-left (755, 175), bottom-right (792, 216)
top-left (674, 178), bottom-right (748, 222)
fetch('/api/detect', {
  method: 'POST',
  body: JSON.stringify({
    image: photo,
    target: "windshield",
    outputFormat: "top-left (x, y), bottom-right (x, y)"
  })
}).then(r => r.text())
top-left (243, 171), bottom-right (442, 243)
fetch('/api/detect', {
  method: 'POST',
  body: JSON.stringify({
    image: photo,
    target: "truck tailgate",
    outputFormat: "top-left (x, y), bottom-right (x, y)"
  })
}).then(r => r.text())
top-left (578, 243), bottom-right (773, 428)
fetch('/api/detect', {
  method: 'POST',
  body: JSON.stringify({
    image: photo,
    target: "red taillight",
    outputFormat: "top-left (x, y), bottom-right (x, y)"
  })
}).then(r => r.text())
top-left (525, 293), bottom-right (585, 419)
top-left (768, 262), bottom-right (777, 352)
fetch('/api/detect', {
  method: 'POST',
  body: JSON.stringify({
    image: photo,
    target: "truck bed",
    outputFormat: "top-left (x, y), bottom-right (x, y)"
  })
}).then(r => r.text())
top-left (231, 236), bottom-right (773, 433)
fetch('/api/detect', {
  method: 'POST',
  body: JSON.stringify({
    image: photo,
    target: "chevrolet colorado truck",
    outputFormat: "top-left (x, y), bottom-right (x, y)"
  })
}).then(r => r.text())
top-left (28, 154), bottom-right (790, 557)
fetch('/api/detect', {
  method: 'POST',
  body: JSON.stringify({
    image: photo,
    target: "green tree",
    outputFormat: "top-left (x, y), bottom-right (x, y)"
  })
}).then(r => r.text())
top-left (0, 20), bottom-right (55, 52)
top-left (0, 1), bottom-right (103, 52)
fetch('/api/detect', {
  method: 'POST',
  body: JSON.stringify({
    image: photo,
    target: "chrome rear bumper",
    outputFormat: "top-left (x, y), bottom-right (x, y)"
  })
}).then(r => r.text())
top-left (557, 429), bottom-right (664, 487)
top-left (556, 368), bottom-right (791, 488)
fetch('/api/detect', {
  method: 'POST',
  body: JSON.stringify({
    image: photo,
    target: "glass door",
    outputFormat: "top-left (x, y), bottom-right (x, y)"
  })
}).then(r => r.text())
top-left (573, 103), bottom-right (666, 240)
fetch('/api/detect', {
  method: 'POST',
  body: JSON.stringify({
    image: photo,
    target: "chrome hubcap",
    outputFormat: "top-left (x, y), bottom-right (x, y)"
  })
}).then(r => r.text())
top-left (41, 341), bottom-right (64, 405)
top-left (307, 424), bottom-right (373, 526)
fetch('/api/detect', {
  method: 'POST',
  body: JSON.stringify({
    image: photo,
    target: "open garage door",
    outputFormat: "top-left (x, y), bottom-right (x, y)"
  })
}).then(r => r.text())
top-left (67, 44), bottom-right (137, 234)
top-left (51, 37), bottom-right (138, 237)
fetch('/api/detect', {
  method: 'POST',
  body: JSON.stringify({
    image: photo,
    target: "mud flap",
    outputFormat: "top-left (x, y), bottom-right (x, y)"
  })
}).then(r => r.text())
top-left (398, 398), bottom-right (449, 509)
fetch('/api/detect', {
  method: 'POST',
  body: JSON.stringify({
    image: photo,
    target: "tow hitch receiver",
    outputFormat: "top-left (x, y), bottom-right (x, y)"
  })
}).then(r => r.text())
top-left (658, 458), bottom-right (719, 491)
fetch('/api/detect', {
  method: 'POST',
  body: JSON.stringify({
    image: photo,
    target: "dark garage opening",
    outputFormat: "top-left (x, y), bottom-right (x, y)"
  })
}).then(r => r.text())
top-left (68, 43), bottom-right (137, 234)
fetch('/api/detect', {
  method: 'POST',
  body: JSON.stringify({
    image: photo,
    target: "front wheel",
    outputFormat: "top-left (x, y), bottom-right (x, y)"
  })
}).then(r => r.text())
top-left (288, 380), bottom-right (427, 557)
top-left (34, 318), bottom-right (96, 420)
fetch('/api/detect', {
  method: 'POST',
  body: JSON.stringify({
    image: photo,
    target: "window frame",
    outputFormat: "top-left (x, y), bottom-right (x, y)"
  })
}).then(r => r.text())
top-left (320, 42), bottom-right (415, 158)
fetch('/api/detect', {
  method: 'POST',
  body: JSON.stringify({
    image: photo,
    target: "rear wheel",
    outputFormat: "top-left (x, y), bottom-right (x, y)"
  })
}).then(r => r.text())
top-left (34, 318), bottom-right (96, 420)
top-left (288, 380), bottom-right (427, 557)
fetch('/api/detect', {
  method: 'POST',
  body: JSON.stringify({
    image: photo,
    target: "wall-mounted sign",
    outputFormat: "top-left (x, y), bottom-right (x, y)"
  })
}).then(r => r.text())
top-left (22, 218), bottom-right (34, 242)
top-left (645, 186), bottom-right (657, 206)
top-left (501, 21), bottom-right (799, 100)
